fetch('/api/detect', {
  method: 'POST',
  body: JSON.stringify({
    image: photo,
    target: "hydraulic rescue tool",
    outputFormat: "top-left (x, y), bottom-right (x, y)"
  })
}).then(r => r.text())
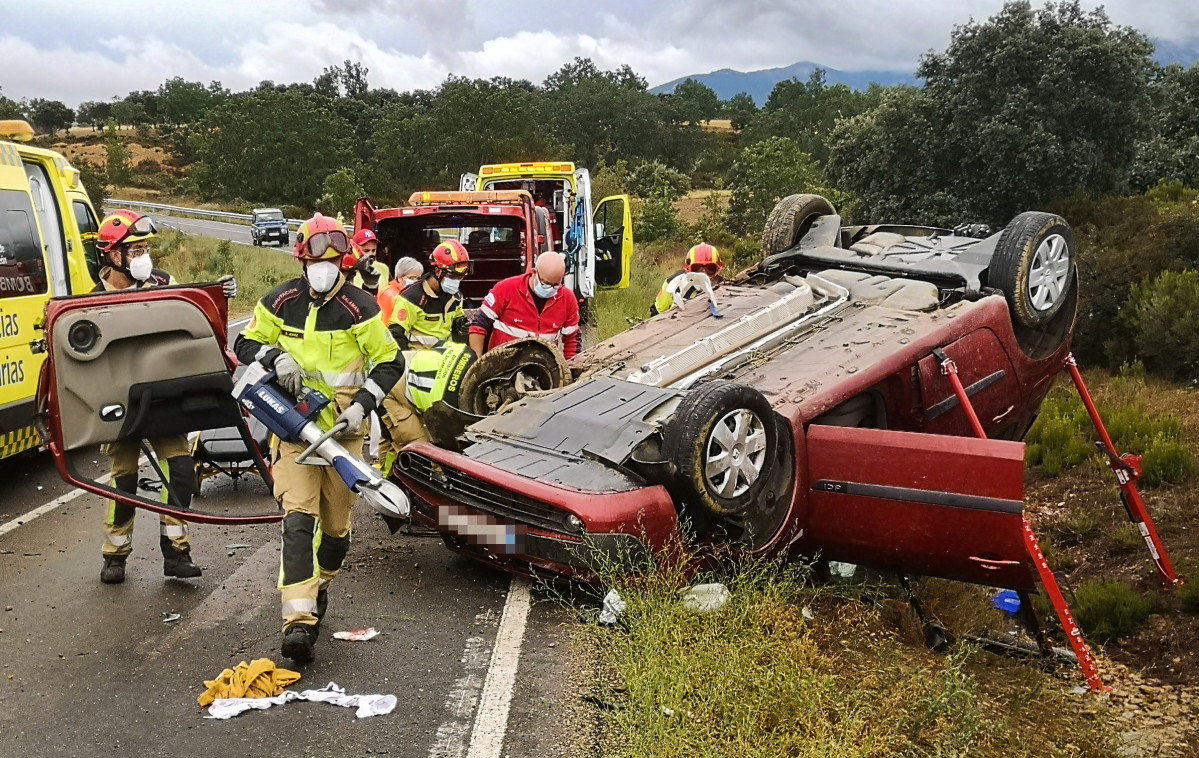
top-left (233, 362), bottom-right (411, 520)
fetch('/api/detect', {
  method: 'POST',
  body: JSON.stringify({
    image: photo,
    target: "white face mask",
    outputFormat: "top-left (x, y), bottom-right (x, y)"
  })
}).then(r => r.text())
top-left (531, 274), bottom-right (559, 299)
top-left (305, 261), bottom-right (341, 293)
top-left (440, 276), bottom-right (461, 295)
top-left (128, 253), bottom-right (154, 282)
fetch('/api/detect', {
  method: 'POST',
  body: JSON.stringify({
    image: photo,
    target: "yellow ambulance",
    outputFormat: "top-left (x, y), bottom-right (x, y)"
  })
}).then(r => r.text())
top-left (460, 162), bottom-right (633, 298)
top-left (0, 120), bottom-right (101, 459)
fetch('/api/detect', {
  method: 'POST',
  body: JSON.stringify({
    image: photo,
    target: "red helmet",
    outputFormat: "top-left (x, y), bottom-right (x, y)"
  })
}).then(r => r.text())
top-left (294, 213), bottom-right (350, 261)
top-left (97, 210), bottom-right (156, 253)
top-left (685, 242), bottom-right (724, 275)
top-left (430, 240), bottom-right (472, 276)
top-left (352, 229), bottom-right (377, 249)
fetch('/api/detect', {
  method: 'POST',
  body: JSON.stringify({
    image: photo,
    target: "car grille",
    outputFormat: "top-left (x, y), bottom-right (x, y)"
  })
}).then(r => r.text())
top-left (398, 451), bottom-right (569, 533)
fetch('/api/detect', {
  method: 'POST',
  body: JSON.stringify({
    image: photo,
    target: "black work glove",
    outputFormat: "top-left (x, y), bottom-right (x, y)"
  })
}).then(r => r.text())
top-left (355, 256), bottom-right (381, 289)
top-left (451, 315), bottom-right (470, 343)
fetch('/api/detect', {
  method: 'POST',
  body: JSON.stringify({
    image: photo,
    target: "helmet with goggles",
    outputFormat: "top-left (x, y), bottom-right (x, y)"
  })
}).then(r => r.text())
top-left (97, 210), bottom-right (157, 253)
top-left (429, 240), bottom-right (473, 277)
top-left (684, 242), bottom-right (724, 276)
top-left (294, 213), bottom-right (351, 261)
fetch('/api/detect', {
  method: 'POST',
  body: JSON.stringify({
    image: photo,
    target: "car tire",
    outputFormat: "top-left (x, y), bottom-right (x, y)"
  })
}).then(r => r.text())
top-left (990, 212), bottom-right (1076, 328)
top-left (662, 380), bottom-right (777, 517)
top-left (761, 194), bottom-right (837, 257)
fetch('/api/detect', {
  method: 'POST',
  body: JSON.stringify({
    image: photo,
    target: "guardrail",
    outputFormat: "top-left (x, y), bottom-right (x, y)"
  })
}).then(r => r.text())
top-left (105, 199), bottom-right (305, 228)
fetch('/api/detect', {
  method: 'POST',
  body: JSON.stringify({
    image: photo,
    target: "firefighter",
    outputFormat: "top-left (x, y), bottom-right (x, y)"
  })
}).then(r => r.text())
top-left (341, 229), bottom-right (383, 296)
top-left (469, 251), bottom-right (580, 359)
top-left (650, 242), bottom-right (725, 316)
top-left (233, 213), bottom-right (404, 663)
top-left (389, 240), bottom-right (470, 349)
top-left (378, 256), bottom-right (423, 327)
top-left (92, 210), bottom-right (238, 584)
top-left (376, 341), bottom-right (477, 474)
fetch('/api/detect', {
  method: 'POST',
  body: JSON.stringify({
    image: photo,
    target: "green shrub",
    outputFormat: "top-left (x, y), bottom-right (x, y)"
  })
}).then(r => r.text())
top-left (1177, 580), bottom-right (1199, 615)
top-left (1109, 524), bottom-right (1145, 554)
top-left (1024, 387), bottom-right (1194, 485)
top-left (634, 195), bottom-right (684, 243)
top-left (628, 161), bottom-right (690, 201)
top-left (1118, 269), bottom-right (1199, 382)
top-left (1141, 436), bottom-right (1197, 486)
top-left (1073, 579), bottom-right (1157, 644)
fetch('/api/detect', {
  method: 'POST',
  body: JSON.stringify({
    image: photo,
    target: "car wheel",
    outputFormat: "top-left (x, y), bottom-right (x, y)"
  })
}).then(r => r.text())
top-left (990, 212), bottom-right (1075, 328)
top-left (761, 194), bottom-right (837, 258)
top-left (662, 381), bottom-right (777, 517)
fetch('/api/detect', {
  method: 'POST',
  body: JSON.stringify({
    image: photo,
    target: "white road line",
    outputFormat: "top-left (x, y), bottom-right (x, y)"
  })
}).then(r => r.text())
top-left (229, 316), bottom-right (252, 329)
top-left (0, 471), bottom-right (113, 539)
top-left (428, 631), bottom-right (492, 758)
top-left (467, 577), bottom-right (532, 758)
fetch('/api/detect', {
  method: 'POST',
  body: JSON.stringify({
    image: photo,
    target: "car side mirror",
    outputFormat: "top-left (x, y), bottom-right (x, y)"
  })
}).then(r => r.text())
top-left (595, 223), bottom-right (605, 239)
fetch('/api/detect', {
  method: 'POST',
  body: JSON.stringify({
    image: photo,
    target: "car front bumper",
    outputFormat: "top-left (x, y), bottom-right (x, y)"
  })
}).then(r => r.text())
top-left (394, 443), bottom-right (677, 581)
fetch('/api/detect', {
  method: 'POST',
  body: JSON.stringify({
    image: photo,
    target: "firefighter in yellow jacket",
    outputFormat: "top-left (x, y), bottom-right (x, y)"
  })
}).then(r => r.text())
top-left (389, 240), bottom-right (471, 348)
top-left (234, 213), bottom-right (405, 663)
top-left (376, 341), bottom-right (477, 474)
top-left (93, 210), bottom-right (237, 584)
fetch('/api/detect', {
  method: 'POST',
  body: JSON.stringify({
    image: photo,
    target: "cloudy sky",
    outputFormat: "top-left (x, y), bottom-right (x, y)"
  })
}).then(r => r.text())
top-left (3, 0), bottom-right (1197, 105)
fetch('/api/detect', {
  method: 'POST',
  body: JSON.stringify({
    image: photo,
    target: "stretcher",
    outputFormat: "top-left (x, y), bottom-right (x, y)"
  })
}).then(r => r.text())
top-left (191, 417), bottom-right (273, 493)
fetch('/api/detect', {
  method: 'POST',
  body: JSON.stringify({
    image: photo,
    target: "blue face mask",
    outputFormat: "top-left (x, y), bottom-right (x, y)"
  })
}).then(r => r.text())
top-left (440, 275), bottom-right (461, 295)
top-left (532, 275), bottom-right (559, 299)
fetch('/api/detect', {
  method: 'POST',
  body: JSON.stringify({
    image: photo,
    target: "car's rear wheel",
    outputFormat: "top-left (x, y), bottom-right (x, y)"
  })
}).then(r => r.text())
top-left (990, 212), bottom-right (1076, 329)
top-left (662, 381), bottom-right (777, 518)
top-left (761, 194), bottom-right (837, 258)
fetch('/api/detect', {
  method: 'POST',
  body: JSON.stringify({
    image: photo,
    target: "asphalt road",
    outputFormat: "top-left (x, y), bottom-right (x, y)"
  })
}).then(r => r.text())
top-left (0, 258), bottom-right (585, 756)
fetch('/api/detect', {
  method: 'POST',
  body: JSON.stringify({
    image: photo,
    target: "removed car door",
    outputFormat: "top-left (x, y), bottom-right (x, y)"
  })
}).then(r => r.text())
top-left (38, 285), bottom-right (280, 524)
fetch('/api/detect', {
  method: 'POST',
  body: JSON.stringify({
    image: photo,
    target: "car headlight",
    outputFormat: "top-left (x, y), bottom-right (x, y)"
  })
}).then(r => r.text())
top-left (564, 514), bottom-right (586, 534)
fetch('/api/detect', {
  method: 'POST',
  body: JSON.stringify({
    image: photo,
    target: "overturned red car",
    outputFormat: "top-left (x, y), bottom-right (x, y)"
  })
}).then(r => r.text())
top-left (393, 194), bottom-right (1083, 592)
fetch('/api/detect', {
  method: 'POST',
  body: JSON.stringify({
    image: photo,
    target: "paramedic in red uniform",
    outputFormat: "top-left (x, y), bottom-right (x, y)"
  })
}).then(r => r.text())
top-left (468, 252), bottom-right (580, 359)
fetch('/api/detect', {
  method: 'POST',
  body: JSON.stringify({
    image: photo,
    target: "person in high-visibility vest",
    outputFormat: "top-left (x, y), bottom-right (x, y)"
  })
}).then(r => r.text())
top-left (234, 213), bottom-right (405, 664)
top-left (651, 242), bottom-right (725, 316)
top-left (389, 241), bottom-right (471, 349)
top-left (92, 210), bottom-right (238, 585)
top-left (376, 341), bottom-right (477, 475)
top-left (378, 257), bottom-right (423, 327)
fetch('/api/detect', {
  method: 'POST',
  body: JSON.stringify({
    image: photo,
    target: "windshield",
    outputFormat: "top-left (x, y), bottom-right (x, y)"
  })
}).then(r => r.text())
top-left (255, 211), bottom-right (284, 222)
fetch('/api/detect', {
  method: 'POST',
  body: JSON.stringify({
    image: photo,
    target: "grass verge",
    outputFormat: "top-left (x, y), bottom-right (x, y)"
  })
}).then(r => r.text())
top-left (586, 559), bottom-right (1115, 757)
top-left (153, 230), bottom-right (296, 319)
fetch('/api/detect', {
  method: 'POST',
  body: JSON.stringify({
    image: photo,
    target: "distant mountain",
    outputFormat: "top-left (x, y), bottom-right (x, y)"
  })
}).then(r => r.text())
top-left (651, 62), bottom-right (918, 104)
top-left (1153, 39), bottom-right (1199, 68)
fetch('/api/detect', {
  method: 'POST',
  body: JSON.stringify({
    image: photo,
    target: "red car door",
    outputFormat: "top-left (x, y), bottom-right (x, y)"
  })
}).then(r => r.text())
top-left (803, 424), bottom-right (1037, 590)
top-left (37, 285), bottom-right (280, 524)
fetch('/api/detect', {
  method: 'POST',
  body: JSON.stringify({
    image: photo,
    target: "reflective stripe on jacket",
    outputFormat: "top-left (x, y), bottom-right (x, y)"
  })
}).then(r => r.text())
top-left (404, 341), bottom-right (475, 412)
top-left (390, 279), bottom-right (464, 347)
top-left (469, 271), bottom-right (581, 358)
top-left (234, 276), bottom-right (404, 431)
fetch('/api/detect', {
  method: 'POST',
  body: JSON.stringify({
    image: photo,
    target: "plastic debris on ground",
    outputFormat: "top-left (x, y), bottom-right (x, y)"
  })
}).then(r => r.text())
top-left (681, 583), bottom-right (730, 612)
top-left (162, 612), bottom-right (181, 623)
top-left (991, 589), bottom-right (1022, 614)
top-left (598, 589), bottom-right (626, 625)
top-left (801, 606), bottom-right (815, 620)
top-left (332, 627), bottom-right (380, 641)
top-left (198, 658), bottom-right (301, 706)
top-left (827, 561), bottom-right (858, 582)
top-left (206, 682), bottom-right (397, 720)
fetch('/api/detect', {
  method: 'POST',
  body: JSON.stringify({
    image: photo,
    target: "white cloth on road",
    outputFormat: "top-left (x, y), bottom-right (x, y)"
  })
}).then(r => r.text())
top-left (206, 682), bottom-right (397, 720)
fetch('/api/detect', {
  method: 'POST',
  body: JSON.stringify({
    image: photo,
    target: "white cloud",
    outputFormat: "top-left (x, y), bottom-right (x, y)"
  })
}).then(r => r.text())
top-left (3, 0), bottom-right (1198, 106)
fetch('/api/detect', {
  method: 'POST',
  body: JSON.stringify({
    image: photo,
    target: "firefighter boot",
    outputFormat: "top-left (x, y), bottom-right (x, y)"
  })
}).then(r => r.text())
top-left (282, 623), bottom-right (318, 663)
top-left (100, 555), bottom-right (127, 584)
top-left (162, 544), bottom-right (202, 578)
